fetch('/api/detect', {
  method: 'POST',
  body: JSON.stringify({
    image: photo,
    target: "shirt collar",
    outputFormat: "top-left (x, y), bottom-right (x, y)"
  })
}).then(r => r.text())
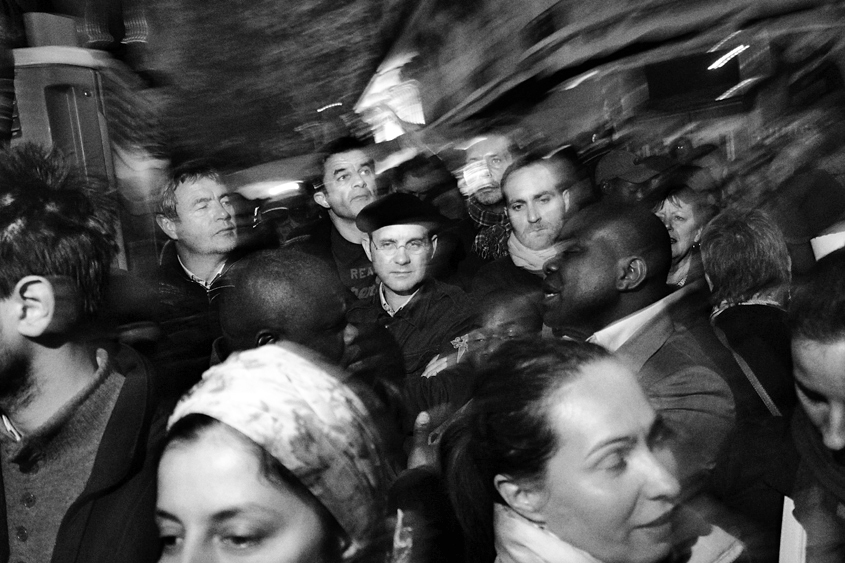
top-left (177, 254), bottom-right (225, 290)
top-left (588, 284), bottom-right (694, 352)
top-left (379, 283), bottom-right (420, 317)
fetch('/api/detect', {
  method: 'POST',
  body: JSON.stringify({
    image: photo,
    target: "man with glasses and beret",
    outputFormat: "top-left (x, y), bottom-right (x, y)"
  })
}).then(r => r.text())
top-left (348, 193), bottom-right (475, 384)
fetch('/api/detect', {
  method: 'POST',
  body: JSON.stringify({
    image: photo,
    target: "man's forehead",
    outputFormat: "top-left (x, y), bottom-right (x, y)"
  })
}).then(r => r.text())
top-left (504, 163), bottom-right (555, 194)
top-left (175, 176), bottom-right (228, 202)
top-left (372, 223), bottom-right (430, 240)
top-left (466, 136), bottom-right (511, 160)
top-left (324, 150), bottom-right (372, 173)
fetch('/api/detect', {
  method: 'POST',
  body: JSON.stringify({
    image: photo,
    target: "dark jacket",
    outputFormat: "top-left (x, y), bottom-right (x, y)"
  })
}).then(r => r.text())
top-left (347, 280), bottom-right (475, 381)
top-left (150, 241), bottom-right (238, 396)
top-left (471, 255), bottom-right (544, 300)
top-left (0, 343), bottom-right (167, 563)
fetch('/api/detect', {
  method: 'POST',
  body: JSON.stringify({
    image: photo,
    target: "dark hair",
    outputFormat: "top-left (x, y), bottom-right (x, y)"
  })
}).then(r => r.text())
top-left (700, 209), bottom-right (790, 305)
top-left (156, 162), bottom-right (222, 221)
top-left (314, 136), bottom-right (374, 192)
top-left (790, 247), bottom-right (845, 343)
top-left (164, 414), bottom-right (348, 560)
top-left (0, 143), bottom-right (118, 321)
top-left (501, 151), bottom-right (593, 209)
top-left (440, 338), bottom-right (611, 563)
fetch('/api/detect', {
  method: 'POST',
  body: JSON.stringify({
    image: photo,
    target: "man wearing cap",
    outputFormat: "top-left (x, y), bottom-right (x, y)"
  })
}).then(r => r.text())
top-left (595, 149), bottom-right (672, 206)
top-left (348, 193), bottom-right (475, 382)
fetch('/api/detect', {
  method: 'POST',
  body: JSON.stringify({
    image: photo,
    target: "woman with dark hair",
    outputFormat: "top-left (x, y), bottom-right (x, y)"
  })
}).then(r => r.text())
top-left (155, 344), bottom-right (395, 562)
top-left (439, 338), bottom-right (706, 563)
top-left (654, 182), bottom-right (719, 289)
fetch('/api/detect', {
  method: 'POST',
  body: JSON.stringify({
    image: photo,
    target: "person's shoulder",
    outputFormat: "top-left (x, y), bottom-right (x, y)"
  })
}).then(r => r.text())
top-left (429, 279), bottom-right (471, 306)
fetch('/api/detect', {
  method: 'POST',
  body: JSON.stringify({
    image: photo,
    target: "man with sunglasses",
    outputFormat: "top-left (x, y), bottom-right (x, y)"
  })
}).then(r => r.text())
top-left (349, 193), bottom-right (474, 382)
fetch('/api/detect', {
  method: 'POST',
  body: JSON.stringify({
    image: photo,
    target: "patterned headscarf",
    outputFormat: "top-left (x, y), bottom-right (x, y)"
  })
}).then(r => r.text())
top-left (168, 343), bottom-right (391, 556)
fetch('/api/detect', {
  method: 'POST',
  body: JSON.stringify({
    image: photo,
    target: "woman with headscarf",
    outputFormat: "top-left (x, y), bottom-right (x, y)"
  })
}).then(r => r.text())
top-left (155, 343), bottom-right (395, 562)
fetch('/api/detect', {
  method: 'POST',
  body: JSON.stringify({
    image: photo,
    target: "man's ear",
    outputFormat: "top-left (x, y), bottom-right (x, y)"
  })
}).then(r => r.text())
top-left (362, 235), bottom-right (373, 261)
top-left (616, 256), bottom-right (648, 291)
top-left (11, 276), bottom-right (60, 337)
top-left (562, 189), bottom-right (572, 213)
top-left (430, 234), bottom-right (438, 258)
top-left (313, 190), bottom-right (330, 210)
top-left (156, 214), bottom-right (179, 241)
top-left (494, 474), bottom-right (548, 523)
top-left (255, 329), bottom-right (279, 348)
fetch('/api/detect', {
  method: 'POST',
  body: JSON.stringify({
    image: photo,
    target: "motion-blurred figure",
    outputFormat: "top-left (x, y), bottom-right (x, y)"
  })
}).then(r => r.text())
top-left (700, 208), bottom-right (799, 559)
top-left (460, 133), bottom-right (517, 260)
top-left (789, 247), bottom-right (845, 562)
top-left (0, 144), bottom-right (162, 563)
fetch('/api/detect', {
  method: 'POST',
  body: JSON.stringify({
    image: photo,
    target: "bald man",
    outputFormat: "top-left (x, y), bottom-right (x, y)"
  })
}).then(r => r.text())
top-left (542, 203), bottom-right (738, 494)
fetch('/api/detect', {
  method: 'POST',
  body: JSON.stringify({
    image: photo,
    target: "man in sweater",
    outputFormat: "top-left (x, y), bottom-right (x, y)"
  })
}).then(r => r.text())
top-left (0, 143), bottom-right (163, 563)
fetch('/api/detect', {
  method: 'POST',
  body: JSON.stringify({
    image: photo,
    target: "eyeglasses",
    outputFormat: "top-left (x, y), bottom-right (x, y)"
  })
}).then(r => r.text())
top-left (371, 239), bottom-right (431, 257)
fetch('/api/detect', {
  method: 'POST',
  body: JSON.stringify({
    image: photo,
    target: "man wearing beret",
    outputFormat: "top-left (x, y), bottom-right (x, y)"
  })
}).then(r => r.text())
top-left (348, 193), bottom-right (475, 384)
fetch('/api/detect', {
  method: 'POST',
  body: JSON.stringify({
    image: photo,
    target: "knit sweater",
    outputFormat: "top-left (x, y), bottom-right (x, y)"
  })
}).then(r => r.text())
top-left (0, 349), bottom-right (123, 563)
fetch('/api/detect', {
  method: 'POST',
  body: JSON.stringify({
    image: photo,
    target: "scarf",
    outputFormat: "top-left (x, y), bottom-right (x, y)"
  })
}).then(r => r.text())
top-left (493, 503), bottom-right (743, 563)
top-left (508, 232), bottom-right (559, 274)
top-left (466, 198), bottom-right (510, 260)
top-left (494, 504), bottom-right (602, 563)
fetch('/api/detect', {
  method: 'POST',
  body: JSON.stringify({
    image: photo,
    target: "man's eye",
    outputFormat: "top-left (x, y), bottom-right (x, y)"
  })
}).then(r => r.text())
top-left (540, 196), bottom-right (551, 204)
top-left (510, 204), bottom-right (523, 212)
top-left (336, 174), bottom-right (349, 182)
top-left (490, 157), bottom-right (502, 165)
top-left (360, 168), bottom-right (373, 176)
top-left (408, 240), bottom-right (424, 251)
top-left (379, 242), bottom-right (397, 252)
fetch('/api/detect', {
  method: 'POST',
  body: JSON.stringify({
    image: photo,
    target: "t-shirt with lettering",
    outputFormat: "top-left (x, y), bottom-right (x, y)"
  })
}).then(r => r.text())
top-left (331, 226), bottom-right (377, 300)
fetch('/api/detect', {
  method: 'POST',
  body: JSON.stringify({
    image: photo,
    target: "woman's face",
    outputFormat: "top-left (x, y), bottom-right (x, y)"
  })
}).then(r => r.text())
top-left (537, 360), bottom-right (680, 563)
top-left (655, 195), bottom-right (702, 266)
top-left (156, 424), bottom-right (333, 563)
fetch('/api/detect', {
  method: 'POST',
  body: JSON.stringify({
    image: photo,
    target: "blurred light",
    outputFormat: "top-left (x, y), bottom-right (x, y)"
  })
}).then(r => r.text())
top-left (716, 77), bottom-right (763, 101)
top-left (266, 181), bottom-right (302, 197)
top-left (237, 180), bottom-right (302, 200)
top-left (708, 45), bottom-right (749, 70)
top-left (708, 31), bottom-right (742, 52)
top-left (563, 70), bottom-right (599, 90)
top-left (317, 102), bottom-right (342, 113)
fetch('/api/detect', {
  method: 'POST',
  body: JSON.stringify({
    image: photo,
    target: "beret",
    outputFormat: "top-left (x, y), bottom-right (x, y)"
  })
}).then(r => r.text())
top-left (355, 192), bottom-right (447, 234)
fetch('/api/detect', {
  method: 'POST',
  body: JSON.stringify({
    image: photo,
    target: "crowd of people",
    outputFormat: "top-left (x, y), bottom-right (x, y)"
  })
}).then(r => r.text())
top-left (1, 120), bottom-right (845, 563)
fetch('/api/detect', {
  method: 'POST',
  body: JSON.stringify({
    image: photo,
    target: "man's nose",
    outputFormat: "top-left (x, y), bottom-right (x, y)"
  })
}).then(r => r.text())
top-left (527, 203), bottom-right (540, 223)
top-left (543, 257), bottom-right (560, 276)
top-left (394, 246), bottom-right (411, 264)
top-left (823, 402), bottom-right (845, 451)
top-left (214, 199), bottom-right (232, 219)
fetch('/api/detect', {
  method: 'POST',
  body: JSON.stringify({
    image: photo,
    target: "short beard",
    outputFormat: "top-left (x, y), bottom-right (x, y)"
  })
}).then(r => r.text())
top-left (0, 354), bottom-right (36, 414)
top-left (474, 186), bottom-right (504, 206)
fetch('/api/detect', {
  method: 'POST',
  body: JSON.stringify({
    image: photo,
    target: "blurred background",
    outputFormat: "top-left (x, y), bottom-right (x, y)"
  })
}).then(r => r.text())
top-left (1, 0), bottom-right (844, 275)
